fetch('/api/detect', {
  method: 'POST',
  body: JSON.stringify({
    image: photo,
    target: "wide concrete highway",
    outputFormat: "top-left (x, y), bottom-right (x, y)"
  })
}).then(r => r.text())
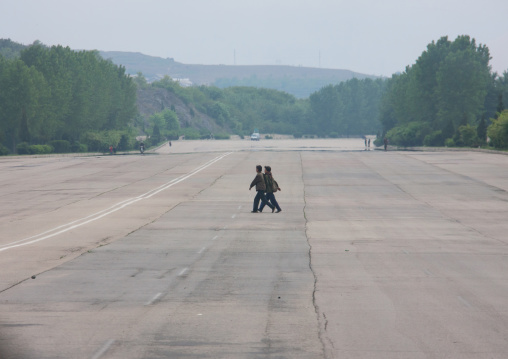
top-left (1, 139), bottom-right (507, 358)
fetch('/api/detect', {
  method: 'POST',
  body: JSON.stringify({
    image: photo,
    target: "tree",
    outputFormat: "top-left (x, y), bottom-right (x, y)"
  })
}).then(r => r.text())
top-left (0, 58), bottom-right (47, 151)
top-left (487, 110), bottom-right (508, 148)
top-left (161, 109), bottom-right (180, 131)
top-left (435, 43), bottom-right (490, 128)
top-left (477, 117), bottom-right (487, 143)
top-left (379, 35), bottom-right (493, 147)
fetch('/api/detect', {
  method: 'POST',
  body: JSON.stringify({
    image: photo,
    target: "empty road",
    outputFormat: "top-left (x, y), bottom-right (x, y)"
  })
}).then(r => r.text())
top-left (1, 139), bottom-right (507, 358)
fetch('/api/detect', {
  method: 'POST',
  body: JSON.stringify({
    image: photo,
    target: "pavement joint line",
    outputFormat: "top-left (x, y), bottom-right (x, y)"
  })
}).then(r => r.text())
top-left (424, 269), bottom-right (433, 276)
top-left (178, 268), bottom-right (189, 276)
top-left (145, 292), bottom-right (163, 306)
top-left (0, 152), bottom-right (232, 253)
top-left (402, 249), bottom-right (409, 254)
top-left (91, 339), bottom-right (115, 359)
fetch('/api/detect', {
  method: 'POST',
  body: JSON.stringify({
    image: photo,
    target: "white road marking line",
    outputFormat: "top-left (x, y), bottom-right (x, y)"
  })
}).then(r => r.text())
top-left (231, 214), bottom-right (236, 219)
top-left (91, 339), bottom-right (115, 359)
top-left (212, 235), bottom-right (218, 240)
top-left (402, 249), bottom-right (409, 255)
top-left (198, 247), bottom-right (206, 254)
top-left (424, 269), bottom-right (433, 276)
top-left (145, 292), bottom-right (162, 306)
top-left (0, 152), bottom-right (232, 253)
top-left (458, 296), bottom-right (472, 308)
top-left (238, 205), bottom-right (242, 210)
top-left (178, 268), bottom-right (188, 276)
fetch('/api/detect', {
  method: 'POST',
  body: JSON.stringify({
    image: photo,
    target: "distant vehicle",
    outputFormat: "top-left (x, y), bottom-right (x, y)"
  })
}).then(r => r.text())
top-left (251, 132), bottom-right (260, 141)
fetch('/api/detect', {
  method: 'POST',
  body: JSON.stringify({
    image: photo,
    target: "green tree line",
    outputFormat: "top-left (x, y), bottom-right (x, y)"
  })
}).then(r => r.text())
top-left (379, 35), bottom-right (508, 148)
top-left (140, 74), bottom-right (386, 139)
top-left (0, 43), bottom-right (137, 154)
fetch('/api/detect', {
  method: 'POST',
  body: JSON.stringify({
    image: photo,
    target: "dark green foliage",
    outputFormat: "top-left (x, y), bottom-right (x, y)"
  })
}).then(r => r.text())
top-left (213, 133), bottom-right (230, 140)
top-left (80, 131), bottom-right (123, 152)
top-left (453, 125), bottom-right (480, 147)
top-left (442, 118), bottom-right (455, 139)
top-left (309, 78), bottom-right (386, 136)
top-left (0, 41), bottom-right (137, 152)
top-left (49, 140), bottom-right (71, 153)
top-left (497, 93), bottom-right (505, 116)
top-left (118, 135), bottom-right (131, 151)
top-left (71, 142), bottom-right (87, 153)
top-left (379, 35), bottom-right (494, 147)
top-left (179, 128), bottom-right (201, 140)
top-left (16, 142), bottom-right (30, 154)
top-left (152, 124), bottom-right (161, 144)
top-left (477, 117), bottom-right (487, 142)
top-left (28, 144), bottom-right (53, 154)
top-left (0, 144), bottom-right (9, 155)
top-left (423, 130), bottom-right (444, 146)
top-left (386, 122), bottom-right (431, 147)
top-left (0, 39), bottom-right (27, 59)
top-left (487, 110), bottom-right (508, 148)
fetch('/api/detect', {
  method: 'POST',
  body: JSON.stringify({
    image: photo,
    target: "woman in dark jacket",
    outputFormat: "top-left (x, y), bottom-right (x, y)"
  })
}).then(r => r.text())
top-left (249, 165), bottom-right (274, 213)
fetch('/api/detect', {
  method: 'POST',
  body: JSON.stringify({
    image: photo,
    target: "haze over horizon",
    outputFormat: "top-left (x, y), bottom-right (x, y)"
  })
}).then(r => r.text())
top-left (1, 0), bottom-right (507, 77)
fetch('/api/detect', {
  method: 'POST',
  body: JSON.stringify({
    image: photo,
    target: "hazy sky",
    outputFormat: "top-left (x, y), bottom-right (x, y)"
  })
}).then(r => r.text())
top-left (1, 0), bottom-right (507, 76)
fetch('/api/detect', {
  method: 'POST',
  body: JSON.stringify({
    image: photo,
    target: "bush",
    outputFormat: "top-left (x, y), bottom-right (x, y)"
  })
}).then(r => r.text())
top-left (386, 122), bottom-right (430, 147)
top-left (214, 133), bottom-right (231, 140)
top-left (81, 131), bottom-right (122, 152)
top-left (49, 140), bottom-right (71, 153)
top-left (444, 138), bottom-right (455, 147)
top-left (329, 132), bottom-right (339, 138)
top-left (29, 145), bottom-right (53, 154)
top-left (487, 110), bottom-right (508, 149)
top-left (264, 135), bottom-right (273, 140)
top-left (293, 132), bottom-right (303, 139)
top-left (423, 130), bottom-right (444, 146)
top-left (0, 144), bottom-right (9, 156)
top-left (16, 142), bottom-right (30, 154)
top-left (71, 142), bottom-right (88, 153)
top-left (454, 125), bottom-right (479, 147)
top-left (179, 128), bottom-right (201, 140)
top-left (117, 135), bottom-right (132, 151)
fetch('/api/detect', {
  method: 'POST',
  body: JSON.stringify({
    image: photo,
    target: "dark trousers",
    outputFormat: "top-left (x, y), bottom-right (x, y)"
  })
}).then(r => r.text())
top-left (259, 192), bottom-right (281, 212)
top-left (253, 190), bottom-right (273, 212)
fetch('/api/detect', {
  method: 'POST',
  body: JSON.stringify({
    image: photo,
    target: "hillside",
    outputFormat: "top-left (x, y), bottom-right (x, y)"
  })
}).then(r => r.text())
top-left (99, 51), bottom-right (380, 98)
top-left (136, 87), bottom-right (226, 134)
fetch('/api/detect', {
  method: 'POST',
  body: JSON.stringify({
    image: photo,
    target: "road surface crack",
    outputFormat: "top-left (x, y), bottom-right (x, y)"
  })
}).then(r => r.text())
top-left (300, 153), bottom-right (329, 359)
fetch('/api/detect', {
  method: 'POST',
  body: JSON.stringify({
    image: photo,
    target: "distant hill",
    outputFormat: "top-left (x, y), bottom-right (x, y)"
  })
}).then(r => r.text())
top-left (0, 38), bottom-right (381, 98)
top-left (99, 51), bottom-right (381, 98)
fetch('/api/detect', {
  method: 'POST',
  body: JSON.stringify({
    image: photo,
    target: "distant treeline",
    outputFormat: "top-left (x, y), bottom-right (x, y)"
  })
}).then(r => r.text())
top-left (0, 42), bottom-right (137, 154)
top-left (136, 74), bottom-right (385, 140)
top-left (4, 35), bottom-right (507, 156)
top-left (379, 35), bottom-right (508, 148)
